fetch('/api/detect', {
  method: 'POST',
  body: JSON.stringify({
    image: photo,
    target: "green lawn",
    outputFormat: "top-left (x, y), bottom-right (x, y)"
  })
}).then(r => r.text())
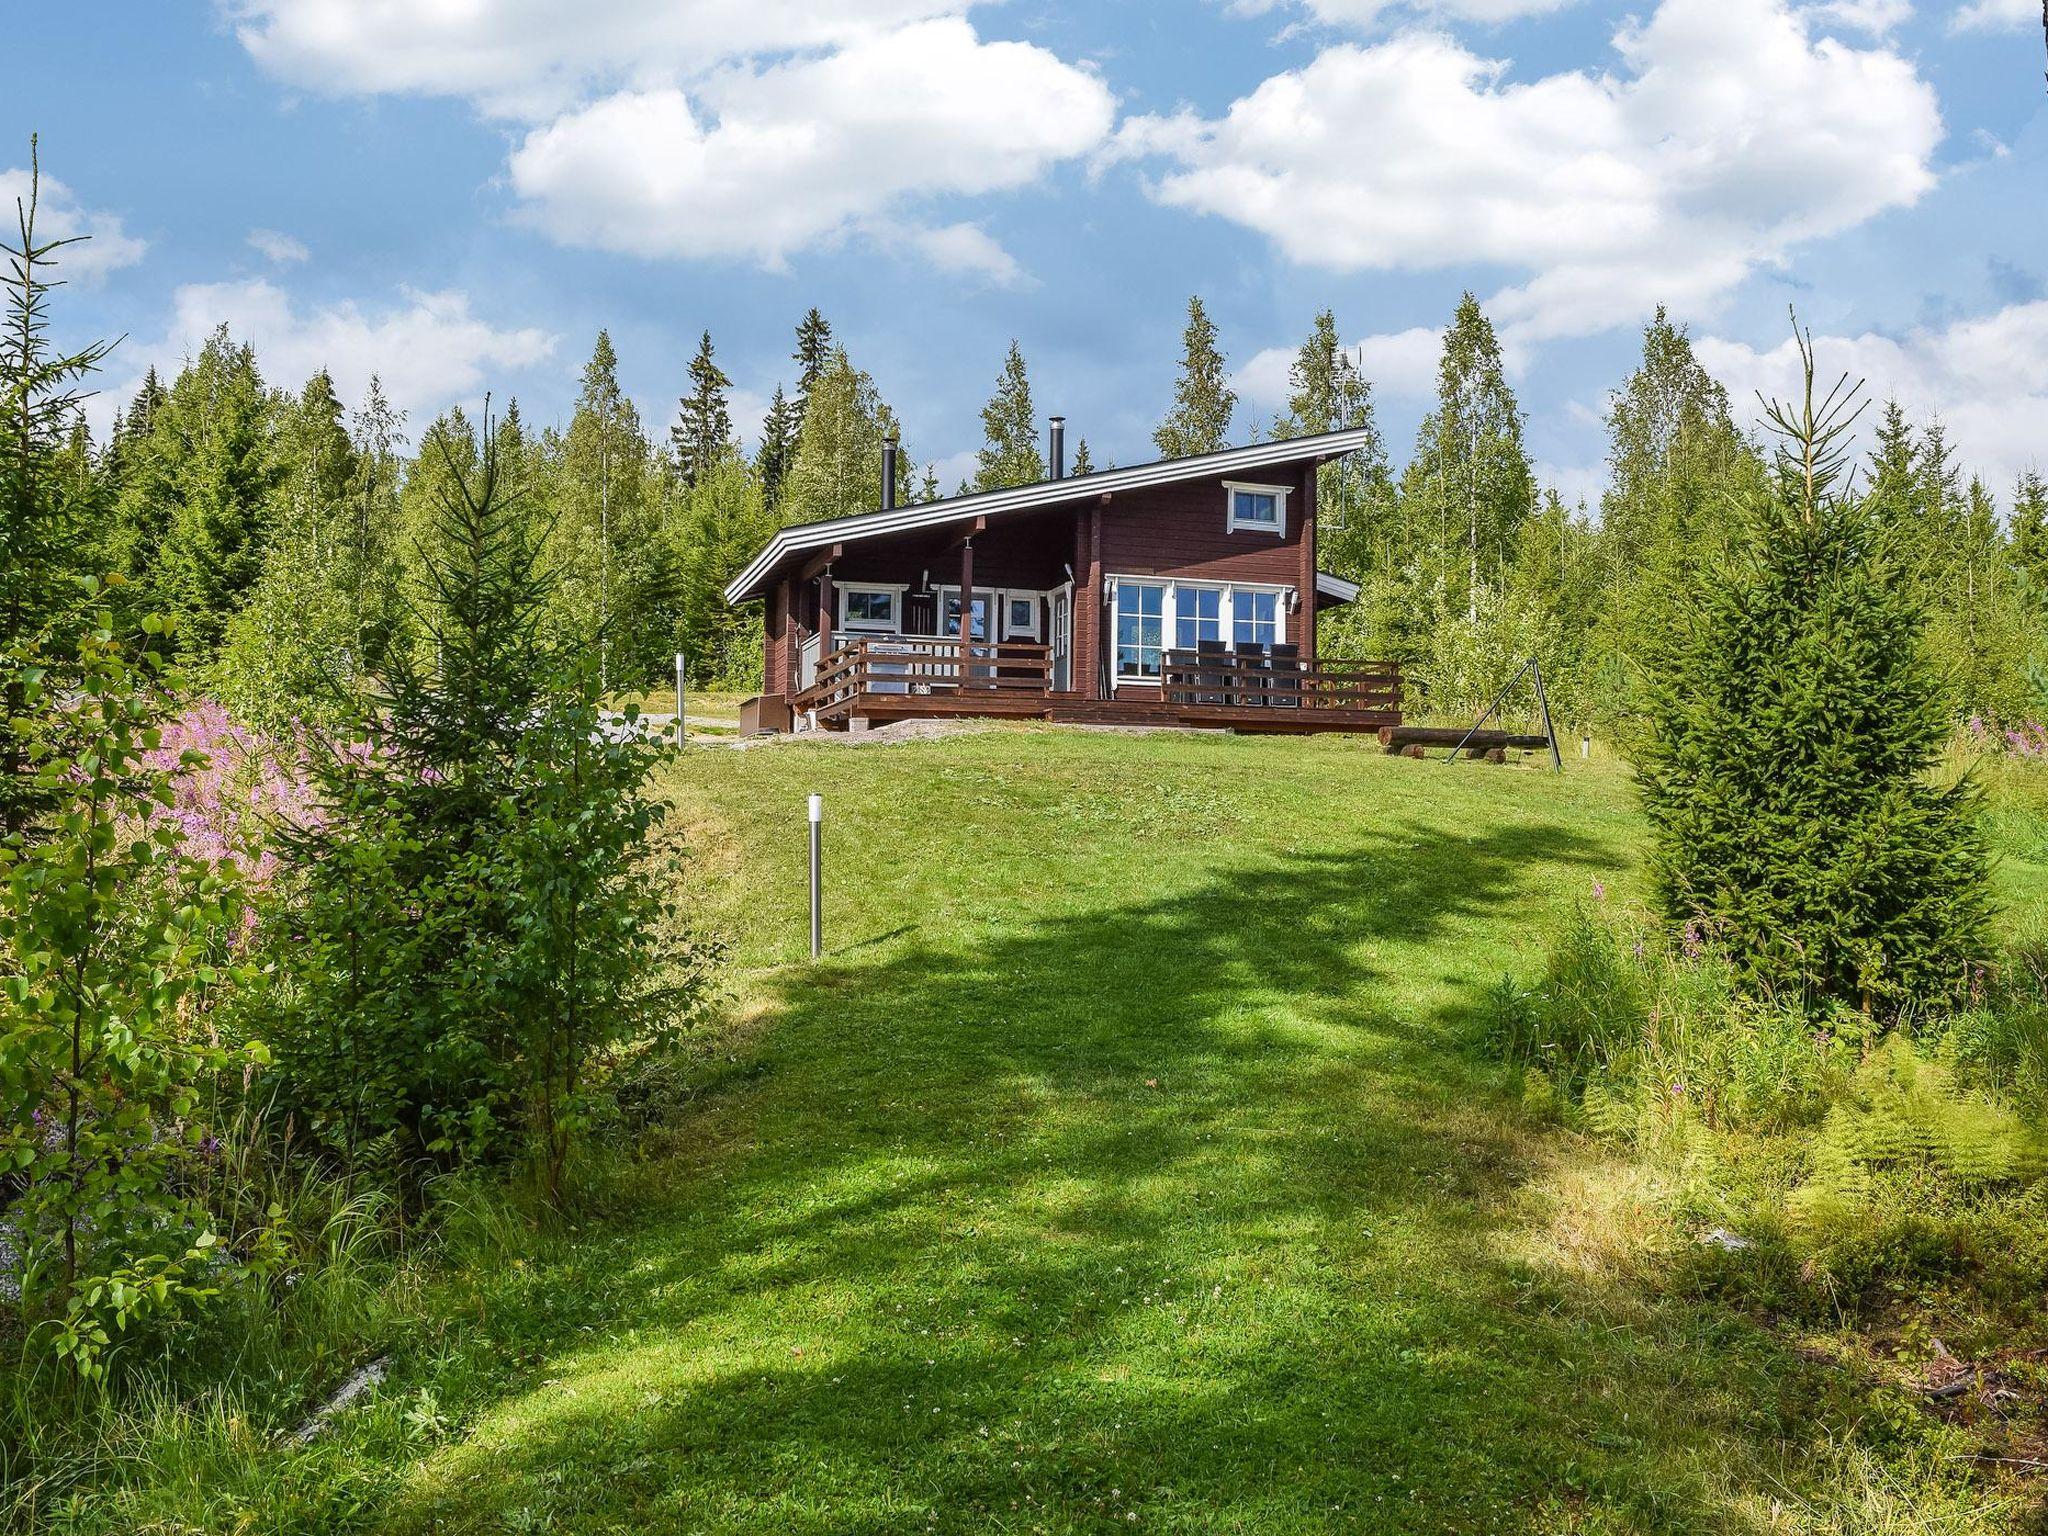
top-left (344, 726), bottom-right (2029, 1534)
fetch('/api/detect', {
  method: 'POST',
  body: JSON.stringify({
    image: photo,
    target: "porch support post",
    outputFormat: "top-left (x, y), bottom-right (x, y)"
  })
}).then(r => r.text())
top-left (817, 566), bottom-right (834, 663)
top-left (958, 537), bottom-right (975, 685)
top-left (1088, 503), bottom-right (1104, 699)
top-left (1299, 461), bottom-right (1319, 660)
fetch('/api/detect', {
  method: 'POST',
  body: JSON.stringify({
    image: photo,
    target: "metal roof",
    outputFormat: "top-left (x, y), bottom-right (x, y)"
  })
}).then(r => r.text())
top-left (723, 426), bottom-right (1381, 604)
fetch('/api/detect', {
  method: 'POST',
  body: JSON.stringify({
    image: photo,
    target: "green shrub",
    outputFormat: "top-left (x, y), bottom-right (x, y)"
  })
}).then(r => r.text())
top-left (266, 422), bottom-right (715, 1199)
top-left (1493, 904), bottom-right (2048, 1328)
top-left (1637, 327), bottom-right (1992, 1017)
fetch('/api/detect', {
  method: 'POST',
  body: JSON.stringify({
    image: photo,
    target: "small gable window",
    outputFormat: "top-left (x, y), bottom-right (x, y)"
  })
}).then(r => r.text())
top-left (1224, 481), bottom-right (1288, 535)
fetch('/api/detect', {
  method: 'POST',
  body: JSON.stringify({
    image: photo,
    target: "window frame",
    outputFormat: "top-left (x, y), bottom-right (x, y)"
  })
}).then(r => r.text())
top-left (836, 582), bottom-right (908, 633)
top-left (1111, 578), bottom-right (1168, 683)
top-left (1002, 590), bottom-right (1042, 641)
top-left (1222, 479), bottom-right (1290, 536)
top-left (1109, 577), bottom-right (1291, 687)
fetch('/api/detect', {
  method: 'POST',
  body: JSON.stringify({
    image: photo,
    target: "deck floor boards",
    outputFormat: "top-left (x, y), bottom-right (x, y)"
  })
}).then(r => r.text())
top-left (807, 690), bottom-right (1399, 736)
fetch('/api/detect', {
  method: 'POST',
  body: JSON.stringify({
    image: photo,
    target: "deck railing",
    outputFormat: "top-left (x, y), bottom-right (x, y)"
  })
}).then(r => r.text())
top-left (793, 636), bottom-right (1403, 719)
top-left (794, 636), bottom-right (1054, 715)
top-left (1160, 650), bottom-right (1402, 713)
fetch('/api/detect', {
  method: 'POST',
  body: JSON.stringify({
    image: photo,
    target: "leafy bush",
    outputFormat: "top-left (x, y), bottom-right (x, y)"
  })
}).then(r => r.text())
top-left (0, 603), bottom-right (272, 1377)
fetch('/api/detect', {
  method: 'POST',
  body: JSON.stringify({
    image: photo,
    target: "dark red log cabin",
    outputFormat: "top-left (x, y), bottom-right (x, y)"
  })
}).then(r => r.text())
top-left (723, 425), bottom-right (1401, 734)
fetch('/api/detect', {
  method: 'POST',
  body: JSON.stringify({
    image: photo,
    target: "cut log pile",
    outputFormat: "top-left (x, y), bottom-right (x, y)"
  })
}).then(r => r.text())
top-left (1378, 725), bottom-right (1552, 757)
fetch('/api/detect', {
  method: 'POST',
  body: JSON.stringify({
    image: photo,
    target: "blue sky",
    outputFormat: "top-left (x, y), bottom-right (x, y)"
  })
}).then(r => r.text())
top-left (11, 0), bottom-right (2046, 506)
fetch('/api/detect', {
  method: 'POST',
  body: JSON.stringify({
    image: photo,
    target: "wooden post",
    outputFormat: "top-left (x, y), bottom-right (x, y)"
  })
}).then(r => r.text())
top-left (1299, 459), bottom-right (1319, 660)
top-left (817, 566), bottom-right (834, 663)
top-left (1088, 503), bottom-right (1104, 698)
top-left (959, 537), bottom-right (975, 686)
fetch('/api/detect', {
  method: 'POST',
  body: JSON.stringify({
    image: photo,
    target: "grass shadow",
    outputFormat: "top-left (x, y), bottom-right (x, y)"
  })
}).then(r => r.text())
top-left (384, 817), bottom-right (1822, 1533)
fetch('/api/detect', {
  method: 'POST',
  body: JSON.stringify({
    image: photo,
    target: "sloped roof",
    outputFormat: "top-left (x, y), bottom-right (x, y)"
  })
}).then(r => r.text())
top-left (723, 426), bottom-right (1380, 604)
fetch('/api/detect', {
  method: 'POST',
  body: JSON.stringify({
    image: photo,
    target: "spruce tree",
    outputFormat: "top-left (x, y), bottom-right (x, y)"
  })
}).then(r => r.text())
top-left (1275, 309), bottom-right (1391, 591)
top-left (671, 329), bottom-right (733, 490)
top-left (346, 374), bottom-right (408, 670)
top-left (792, 307), bottom-right (833, 421)
top-left (212, 370), bottom-right (364, 726)
top-left (1071, 438), bottom-right (1095, 476)
top-left (2011, 469), bottom-right (2048, 595)
top-left (974, 340), bottom-right (1045, 491)
top-left (145, 325), bottom-right (281, 653)
top-left (1153, 296), bottom-right (1235, 458)
top-left (1637, 320), bottom-right (1989, 1016)
top-left (675, 451), bottom-right (775, 685)
top-left (0, 137), bottom-right (118, 835)
top-left (778, 348), bottom-right (904, 526)
top-left (756, 383), bottom-right (799, 508)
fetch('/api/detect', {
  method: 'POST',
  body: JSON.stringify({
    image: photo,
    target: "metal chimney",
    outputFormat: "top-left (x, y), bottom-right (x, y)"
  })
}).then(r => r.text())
top-left (1049, 416), bottom-right (1066, 480)
top-left (881, 435), bottom-right (899, 510)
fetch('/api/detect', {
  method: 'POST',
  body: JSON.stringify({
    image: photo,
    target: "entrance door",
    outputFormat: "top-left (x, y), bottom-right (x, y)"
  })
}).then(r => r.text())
top-left (1049, 582), bottom-right (1073, 692)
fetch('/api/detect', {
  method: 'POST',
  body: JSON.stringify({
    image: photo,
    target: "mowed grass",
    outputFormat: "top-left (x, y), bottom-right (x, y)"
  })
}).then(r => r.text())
top-left (349, 725), bottom-right (2022, 1535)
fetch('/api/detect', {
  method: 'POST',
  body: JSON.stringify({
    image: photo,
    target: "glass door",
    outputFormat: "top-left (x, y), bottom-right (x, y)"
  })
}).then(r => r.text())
top-left (1049, 583), bottom-right (1072, 692)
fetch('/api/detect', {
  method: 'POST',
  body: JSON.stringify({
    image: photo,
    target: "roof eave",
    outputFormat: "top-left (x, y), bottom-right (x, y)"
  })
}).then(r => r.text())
top-left (723, 427), bottom-right (1378, 605)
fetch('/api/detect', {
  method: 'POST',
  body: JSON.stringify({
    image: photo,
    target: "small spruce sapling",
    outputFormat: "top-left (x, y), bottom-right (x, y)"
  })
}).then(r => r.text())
top-left (1636, 314), bottom-right (1991, 1017)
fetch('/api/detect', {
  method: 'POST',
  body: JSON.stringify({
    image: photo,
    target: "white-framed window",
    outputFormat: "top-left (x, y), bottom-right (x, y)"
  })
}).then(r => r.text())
top-left (1233, 588), bottom-right (1280, 651)
top-left (1111, 577), bottom-right (1290, 684)
top-left (1223, 479), bottom-right (1289, 536)
top-left (1114, 580), bottom-right (1166, 679)
top-left (1174, 584), bottom-right (1223, 650)
top-left (1003, 591), bottom-right (1041, 640)
top-left (837, 582), bottom-right (906, 633)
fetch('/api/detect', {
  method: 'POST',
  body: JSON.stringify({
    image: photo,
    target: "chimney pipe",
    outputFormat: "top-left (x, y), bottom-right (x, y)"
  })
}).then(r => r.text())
top-left (881, 435), bottom-right (899, 510)
top-left (1049, 416), bottom-right (1066, 480)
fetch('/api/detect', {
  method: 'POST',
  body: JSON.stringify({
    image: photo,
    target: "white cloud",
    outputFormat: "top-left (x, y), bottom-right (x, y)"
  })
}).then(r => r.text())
top-left (226, 0), bottom-right (976, 118)
top-left (1950, 0), bottom-right (2033, 30)
top-left (103, 280), bottom-right (556, 435)
top-left (247, 227), bottom-right (309, 264)
top-left (1534, 459), bottom-right (1606, 511)
top-left (507, 19), bottom-right (1112, 274)
top-left (1238, 323), bottom-right (1530, 416)
top-left (1242, 0), bottom-right (1576, 28)
top-left (929, 448), bottom-right (981, 492)
top-left (0, 167), bottom-right (145, 282)
top-left (1116, 0), bottom-right (1941, 343)
top-left (1809, 0), bottom-right (1913, 31)
top-left (1695, 301), bottom-right (2048, 497)
top-left (896, 223), bottom-right (1030, 288)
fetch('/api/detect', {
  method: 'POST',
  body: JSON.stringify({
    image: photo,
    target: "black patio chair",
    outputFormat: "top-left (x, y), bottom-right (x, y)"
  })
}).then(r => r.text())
top-left (1267, 642), bottom-right (1302, 708)
top-left (1195, 638), bottom-right (1230, 704)
top-left (1234, 641), bottom-right (1268, 706)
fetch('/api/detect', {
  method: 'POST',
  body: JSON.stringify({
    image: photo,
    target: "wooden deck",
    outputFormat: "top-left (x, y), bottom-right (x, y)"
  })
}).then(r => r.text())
top-left (791, 637), bottom-right (1402, 735)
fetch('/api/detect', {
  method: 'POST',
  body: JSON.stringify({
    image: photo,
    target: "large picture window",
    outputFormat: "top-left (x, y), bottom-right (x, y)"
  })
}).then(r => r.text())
top-left (1112, 578), bottom-right (1288, 683)
top-left (1115, 580), bottom-right (1165, 678)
